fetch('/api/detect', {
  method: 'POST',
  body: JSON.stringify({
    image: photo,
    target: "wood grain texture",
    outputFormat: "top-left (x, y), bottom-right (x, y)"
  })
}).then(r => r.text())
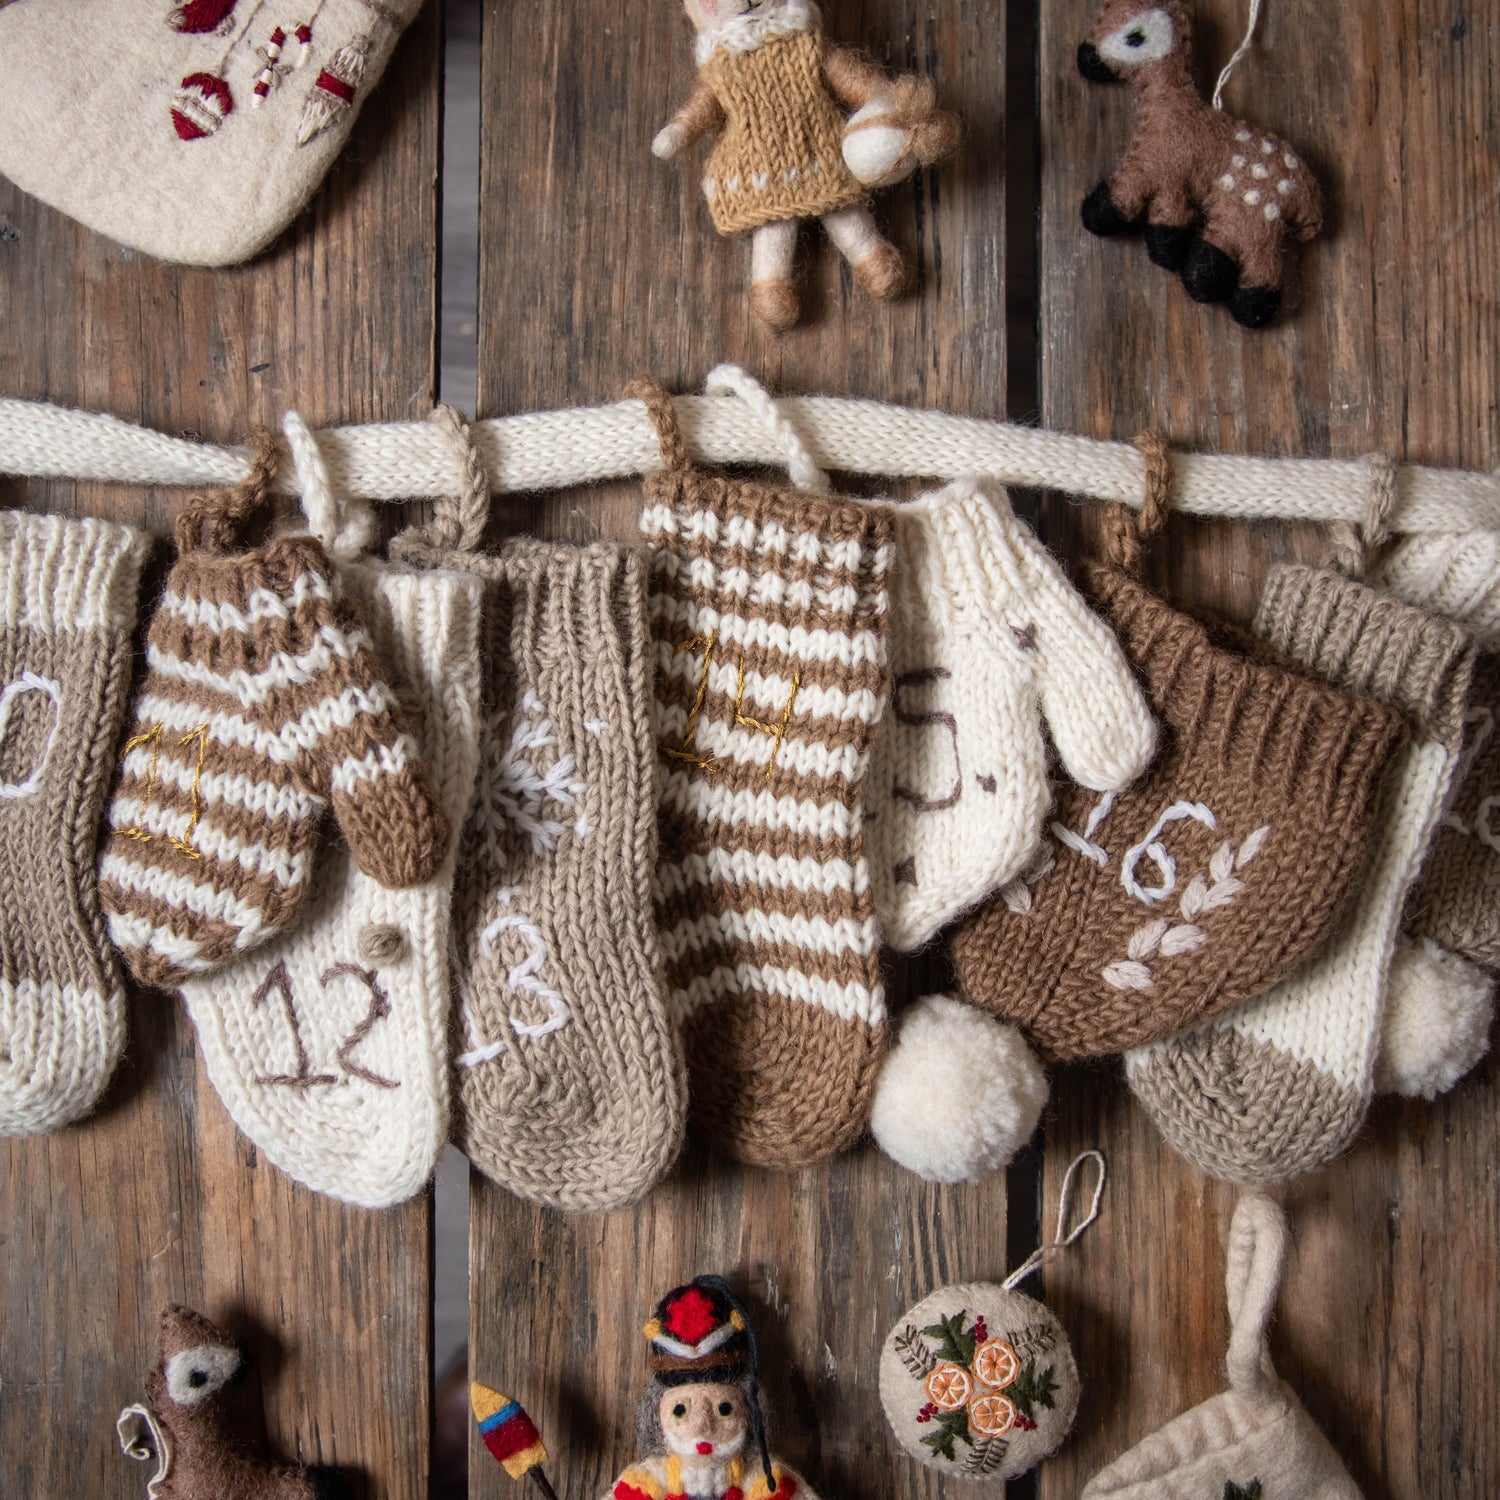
top-left (470, 6), bottom-right (1019, 1500)
top-left (0, 12), bottom-right (443, 1498)
top-left (1036, 3), bottom-right (1499, 1499)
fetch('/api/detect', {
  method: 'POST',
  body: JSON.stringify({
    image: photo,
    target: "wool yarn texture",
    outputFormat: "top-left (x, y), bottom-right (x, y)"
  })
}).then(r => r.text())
top-left (1077, 0), bottom-right (1322, 328)
top-left (866, 479), bottom-right (1157, 952)
top-left (1126, 564), bottom-right (1476, 1185)
top-left (430, 536), bottom-right (685, 1213)
top-left (634, 378), bottom-right (893, 1169)
top-left (1081, 1195), bottom-right (1363, 1500)
top-left (880, 1282), bottom-right (1081, 1481)
top-left (0, 0), bottom-right (422, 265)
top-left (1376, 530), bottom-right (1500, 650)
top-left (174, 562), bottom-right (479, 1208)
top-left (0, 512), bottom-right (150, 1136)
top-left (949, 561), bottom-right (1407, 1062)
top-left (117, 1305), bottom-right (343, 1500)
top-left (1374, 935), bottom-right (1493, 1100)
top-left (100, 513), bottom-right (449, 990)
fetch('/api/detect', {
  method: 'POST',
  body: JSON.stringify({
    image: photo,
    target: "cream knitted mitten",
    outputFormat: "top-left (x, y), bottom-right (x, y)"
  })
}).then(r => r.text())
top-left (444, 538), bottom-right (686, 1212)
top-left (0, 0), bottom-right (422, 264)
top-left (1127, 565), bottom-right (1475, 1184)
top-left (0, 514), bottom-right (150, 1135)
top-left (177, 564), bottom-right (481, 1208)
top-left (867, 480), bottom-right (1158, 952)
top-left (1082, 1194), bottom-right (1364, 1500)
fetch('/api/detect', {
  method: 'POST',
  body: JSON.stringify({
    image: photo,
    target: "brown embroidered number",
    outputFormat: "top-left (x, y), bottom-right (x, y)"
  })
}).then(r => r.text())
top-left (252, 960), bottom-right (337, 1086)
top-left (891, 669), bottom-right (962, 812)
top-left (320, 963), bottom-right (399, 1089)
top-left (253, 959), bottom-right (399, 1089)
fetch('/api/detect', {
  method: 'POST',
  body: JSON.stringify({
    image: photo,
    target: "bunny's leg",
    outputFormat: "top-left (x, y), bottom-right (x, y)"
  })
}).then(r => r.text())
top-left (822, 206), bottom-right (910, 301)
top-left (750, 220), bottom-right (800, 332)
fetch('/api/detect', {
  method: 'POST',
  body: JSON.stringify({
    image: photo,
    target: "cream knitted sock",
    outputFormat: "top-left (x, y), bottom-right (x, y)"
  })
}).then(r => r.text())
top-left (0, 513), bottom-right (150, 1135)
top-left (1126, 564), bottom-right (1475, 1184)
top-left (867, 479), bottom-right (1158, 951)
top-left (177, 563), bottom-right (481, 1207)
top-left (0, 0), bottom-right (422, 265)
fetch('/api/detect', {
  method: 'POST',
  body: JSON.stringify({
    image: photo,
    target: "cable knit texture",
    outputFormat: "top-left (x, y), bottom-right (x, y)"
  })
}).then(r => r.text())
top-left (176, 563), bottom-right (481, 1208)
top-left (1081, 1195), bottom-right (1364, 1500)
top-left (950, 562), bottom-right (1406, 1060)
top-left (0, 512), bottom-right (150, 1135)
top-left (100, 533), bottom-right (449, 988)
top-left (439, 538), bottom-right (686, 1212)
top-left (1126, 564), bottom-right (1475, 1185)
top-left (636, 380), bottom-right (893, 1168)
top-left (867, 480), bottom-right (1158, 952)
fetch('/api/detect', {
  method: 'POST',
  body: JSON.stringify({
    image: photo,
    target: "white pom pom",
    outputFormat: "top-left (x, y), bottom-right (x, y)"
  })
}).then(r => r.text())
top-left (1376, 937), bottom-right (1494, 1100)
top-left (871, 995), bottom-right (1048, 1182)
top-left (842, 101), bottom-right (915, 186)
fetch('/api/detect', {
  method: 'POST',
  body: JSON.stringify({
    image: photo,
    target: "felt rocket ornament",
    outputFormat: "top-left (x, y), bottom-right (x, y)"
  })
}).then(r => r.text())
top-left (652, 0), bottom-right (960, 332)
top-left (1077, 0), bottom-right (1322, 328)
top-left (879, 1152), bottom-right (1101, 1482)
top-left (611, 1277), bottom-right (817, 1500)
top-left (470, 1385), bottom-right (559, 1499)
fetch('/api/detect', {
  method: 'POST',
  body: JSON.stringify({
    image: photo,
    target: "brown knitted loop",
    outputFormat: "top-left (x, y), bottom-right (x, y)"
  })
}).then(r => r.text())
top-left (1329, 451), bottom-right (1398, 578)
top-left (1101, 432), bottom-right (1174, 575)
top-left (626, 376), bottom-right (692, 473)
top-left (391, 404), bottom-right (491, 563)
top-left (173, 429), bottom-right (283, 555)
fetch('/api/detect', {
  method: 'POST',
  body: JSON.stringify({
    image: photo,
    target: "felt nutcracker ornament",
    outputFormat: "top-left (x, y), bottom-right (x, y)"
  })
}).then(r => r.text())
top-left (610, 1278), bottom-right (815, 1500)
top-left (653, 0), bottom-right (960, 331)
top-left (1077, 0), bottom-right (1322, 327)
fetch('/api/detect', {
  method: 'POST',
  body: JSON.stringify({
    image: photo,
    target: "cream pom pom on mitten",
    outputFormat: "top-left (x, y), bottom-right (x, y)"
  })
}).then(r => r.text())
top-left (1082, 1194), bottom-right (1364, 1500)
top-left (0, 512), bottom-right (151, 1136)
top-left (176, 559), bottom-right (482, 1208)
top-left (1374, 936), bottom-right (1493, 1099)
top-left (0, 0), bottom-right (423, 265)
top-left (866, 480), bottom-right (1158, 952)
top-left (1126, 564), bottom-right (1476, 1184)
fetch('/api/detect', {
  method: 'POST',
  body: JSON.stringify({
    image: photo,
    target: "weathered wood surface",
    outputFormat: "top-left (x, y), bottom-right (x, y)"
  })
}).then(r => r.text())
top-left (1036, 4), bottom-right (1500, 1500)
top-left (0, 11), bottom-right (443, 1498)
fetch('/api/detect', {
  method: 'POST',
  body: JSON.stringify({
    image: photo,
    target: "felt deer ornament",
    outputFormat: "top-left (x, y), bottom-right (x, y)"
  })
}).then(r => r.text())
top-left (1077, 0), bottom-right (1322, 328)
top-left (653, 0), bottom-right (959, 332)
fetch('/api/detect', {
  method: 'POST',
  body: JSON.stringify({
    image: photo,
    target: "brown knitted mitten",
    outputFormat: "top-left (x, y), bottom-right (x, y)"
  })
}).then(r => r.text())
top-left (950, 560), bottom-right (1407, 1061)
top-left (0, 513), bottom-right (151, 1135)
top-left (634, 379), bottom-right (894, 1168)
top-left (100, 446), bottom-right (448, 989)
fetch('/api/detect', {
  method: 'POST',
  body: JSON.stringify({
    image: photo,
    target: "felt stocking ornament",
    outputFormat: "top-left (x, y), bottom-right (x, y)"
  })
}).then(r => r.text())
top-left (176, 549), bottom-right (481, 1209)
top-left (1082, 1195), bottom-right (1364, 1500)
top-left (868, 479), bottom-right (1157, 952)
top-left (632, 375), bottom-right (893, 1169)
top-left (99, 435), bottom-right (448, 992)
top-left (0, 0), bottom-right (422, 265)
top-left (1126, 562), bottom-right (1475, 1185)
top-left (0, 512), bottom-right (150, 1135)
top-left (393, 407), bottom-right (686, 1212)
top-left (950, 469), bottom-right (1408, 1064)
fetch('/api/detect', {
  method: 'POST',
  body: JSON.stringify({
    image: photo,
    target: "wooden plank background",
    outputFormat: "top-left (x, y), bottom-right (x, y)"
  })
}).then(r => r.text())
top-left (0, 1), bottom-right (1496, 1498)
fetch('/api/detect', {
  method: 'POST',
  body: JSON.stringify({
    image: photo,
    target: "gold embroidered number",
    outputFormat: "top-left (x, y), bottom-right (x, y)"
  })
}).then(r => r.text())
top-left (119, 721), bottom-right (211, 857)
top-left (662, 632), bottom-right (720, 772)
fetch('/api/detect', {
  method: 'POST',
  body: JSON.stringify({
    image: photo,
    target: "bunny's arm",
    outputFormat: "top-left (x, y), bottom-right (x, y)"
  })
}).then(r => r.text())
top-left (821, 46), bottom-right (891, 109)
top-left (653, 77), bottom-right (726, 159)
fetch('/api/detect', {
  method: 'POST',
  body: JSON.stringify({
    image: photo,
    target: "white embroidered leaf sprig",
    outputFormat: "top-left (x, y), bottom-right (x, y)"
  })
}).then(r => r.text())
top-left (1102, 826), bottom-right (1269, 991)
top-left (1000, 850), bottom-right (1055, 915)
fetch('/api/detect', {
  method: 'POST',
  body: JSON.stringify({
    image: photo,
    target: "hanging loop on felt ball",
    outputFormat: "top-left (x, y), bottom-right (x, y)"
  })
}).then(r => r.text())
top-left (1003, 1149), bottom-right (1107, 1289)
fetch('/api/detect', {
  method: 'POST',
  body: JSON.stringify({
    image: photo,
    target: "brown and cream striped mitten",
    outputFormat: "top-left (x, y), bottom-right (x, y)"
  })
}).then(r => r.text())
top-left (0, 512), bottom-right (151, 1135)
top-left (99, 435), bottom-right (449, 990)
top-left (1126, 564), bottom-right (1476, 1184)
top-left (632, 378), bottom-right (894, 1169)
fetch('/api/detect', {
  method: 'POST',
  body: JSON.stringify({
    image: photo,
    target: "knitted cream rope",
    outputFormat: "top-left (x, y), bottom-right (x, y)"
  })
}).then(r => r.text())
top-left (282, 409), bottom-right (377, 559)
top-left (703, 364), bottom-right (829, 491)
top-left (1, 394), bottom-right (1497, 536)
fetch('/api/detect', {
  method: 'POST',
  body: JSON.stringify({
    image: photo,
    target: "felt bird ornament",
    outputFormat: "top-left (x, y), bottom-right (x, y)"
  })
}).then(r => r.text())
top-left (1077, 0), bottom-right (1322, 327)
top-left (652, 0), bottom-right (960, 332)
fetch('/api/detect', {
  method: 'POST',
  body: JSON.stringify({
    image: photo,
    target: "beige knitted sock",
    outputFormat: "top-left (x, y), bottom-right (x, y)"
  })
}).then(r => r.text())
top-left (0, 513), bottom-right (150, 1135)
top-left (176, 563), bottom-right (481, 1207)
top-left (866, 480), bottom-right (1158, 952)
top-left (0, 0), bottom-right (421, 264)
top-left (1126, 564), bottom-right (1475, 1184)
top-left (439, 538), bottom-right (685, 1212)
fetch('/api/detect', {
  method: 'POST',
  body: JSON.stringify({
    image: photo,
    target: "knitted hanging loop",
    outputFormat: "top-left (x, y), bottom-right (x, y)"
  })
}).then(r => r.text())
top-left (284, 408), bottom-right (377, 560)
top-left (1327, 451), bottom-right (1398, 579)
top-left (390, 404), bottom-right (493, 563)
top-left (626, 375), bottom-right (693, 474)
top-left (703, 364), bottom-right (829, 491)
top-left (1101, 431), bottom-right (1173, 575)
top-left (171, 427), bottom-right (282, 554)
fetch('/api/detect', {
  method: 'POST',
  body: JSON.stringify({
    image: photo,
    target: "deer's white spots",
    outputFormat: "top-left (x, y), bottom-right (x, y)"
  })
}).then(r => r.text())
top-left (1252, 163), bottom-right (1269, 179)
top-left (1220, 173), bottom-right (1236, 190)
top-left (1278, 178), bottom-right (1294, 195)
top-left (1243, 189), bottom-right (1262, 205)
top-left (1264, 202), bottom-right (1281, 220)
top-left (1232, 154), bottom-right (1246, 169)
top-left (1236, 128), bottom-right (1252, 143)
top-left (1260, 139), bottom-right (1275, 154)
top-left (1284, 152), bottom-right (1299, 169)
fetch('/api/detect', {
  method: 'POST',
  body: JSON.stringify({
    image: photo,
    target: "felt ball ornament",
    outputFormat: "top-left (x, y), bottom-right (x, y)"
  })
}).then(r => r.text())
top-left (879, 1152), bottom-right (1102, 1482)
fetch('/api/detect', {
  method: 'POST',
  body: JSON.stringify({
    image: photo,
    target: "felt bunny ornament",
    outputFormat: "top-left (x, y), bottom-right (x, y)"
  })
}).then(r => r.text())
top-left (653, 0), bottom-right (959, 332)
top-left (1077, 0), bottom-right (1322, 327)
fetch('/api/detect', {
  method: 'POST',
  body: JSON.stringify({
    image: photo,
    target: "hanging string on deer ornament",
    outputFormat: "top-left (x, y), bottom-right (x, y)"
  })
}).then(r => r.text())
top-left (1077, 0), bottom-right (1322, 328)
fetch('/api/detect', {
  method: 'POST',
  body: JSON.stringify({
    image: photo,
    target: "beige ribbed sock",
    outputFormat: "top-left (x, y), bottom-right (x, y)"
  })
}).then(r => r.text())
top-left (1126, 564), bottom-right (1475, 1184)
top-left (177, 563), bottom-right (481, 1208)
top-left (0, 513), bottom-right (150, 1135)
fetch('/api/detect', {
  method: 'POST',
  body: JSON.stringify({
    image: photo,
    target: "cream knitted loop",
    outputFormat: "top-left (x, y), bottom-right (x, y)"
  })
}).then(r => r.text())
top-left (400, 404), bottom-right (491, 556)
top-left (1223, 1193), bottom-right (1288, 1397)
top-left (283, 409), bottom-right (376, 561)
top-left (1003, 1149), bottom-right (1107, 1288)
top-left (703, 364), bottom-right (830, 491)
top-left (1328, 451), bottom-right (1398, 578)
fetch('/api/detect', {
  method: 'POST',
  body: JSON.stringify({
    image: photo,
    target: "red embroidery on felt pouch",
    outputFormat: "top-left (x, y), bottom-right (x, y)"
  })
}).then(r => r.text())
top-left (172, 71), bottom-right (235, 139)
top-left (168, 0), bottom-right (239, 35)
top-left (297, 34), bottom-right (371, 145)
top-left (252, 15), bottom-right (317, 104)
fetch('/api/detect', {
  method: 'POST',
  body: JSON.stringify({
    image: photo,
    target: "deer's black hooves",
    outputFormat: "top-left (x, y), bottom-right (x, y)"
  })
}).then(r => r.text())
top-left (1182, 238), bottom-right (1238, 303)
top-left (1146, 223), bottom-right (1193, 271)
top-left (1230, 284), bottom-right (1283, 328)
top-left (1082, 182), bottom-right (1133, 237)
